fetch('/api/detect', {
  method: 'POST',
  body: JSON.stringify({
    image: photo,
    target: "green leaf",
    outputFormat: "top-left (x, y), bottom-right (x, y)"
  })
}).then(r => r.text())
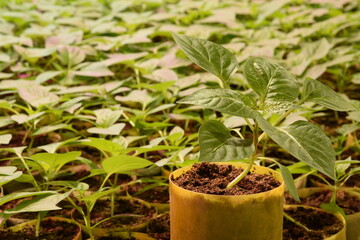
top-left (18, 87), bottom-right (59, 108)
top-left (0, 191), bottom-right (57, 206)
top-left (32, 123), bottom-right (69, 136)
top-left (102, 155), bottom-right (153, 175)
top-left (38, 137), bottom-right (80, 153)
top-left (35, 71), bottom-right (62, 84)
top-left (0, 166), bottom-right (22, 187)
top-left (4, 192), bottom-right (69, 214)
top-left (320, 203), bottom-right (346, 218)
top-left (79, 138), bottom-right (125, 155)
top-left (257, 116), bottom-right (336, 179)
top-left (0, 134), bottom-right (12, 144)
top-left (172, 33), bottom-right (238, 84)
top-left (87, 123), bottom-right (126, 135)
top-left (93, 109), bottom-right (123, 128)
top-left (58, 46), bottom-right (85, 67)
top-left (277, 163), bottom-right (300, 201)
top-left (199, 120), bottom-right (253, 162)
top-left (303, 77), bottom-right (355, 111)
top-left (243, 57), bottom-right (299, 103)
top-left (31, 151), bottom-right (81, 174)
top-left (178, 88), bottom-right (257, 118)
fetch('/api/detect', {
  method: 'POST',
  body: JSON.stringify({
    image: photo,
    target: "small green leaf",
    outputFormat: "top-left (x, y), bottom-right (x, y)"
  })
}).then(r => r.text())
top-left (32, 123), bottom-right (69, 136)
top-left (87, 123), bottom-right (125, 135)
top-left (303, 77), bottom-right (355, 111)
top-left (320, 203), bottom-right (346, 218)
top-left (0, 191), bottom-right (57, 206)
top-left (0, 134), bottom-right (12, 144)
top-left (18, 87), bottom-right (59, 108)
top-left (257, 116), bottom-right (336, 179)
top-left (79, 138), bottom-right (125, 155)
top-left (35, 71), bottom-right (62, 84)
top-left (178, 88), bottom-right (257, 118)
top-left (5, 192), bottom-right (69, 214)
top-left (31, 151), bottom-right (81, 174)
top-left (243, 57), bottom-right (299, 103)
top-left (277, 163), bottom-right (300, 201)
top-left (172, 33), bottom-right (238, 84)
top-left (93, 109), bottom-right (123, 128)
top-left (102, 155), bottom-right (153, 175)
top-left (199, 120), bottom-right (253, 162)
top-left (0, 166), bottom-right (22, 187)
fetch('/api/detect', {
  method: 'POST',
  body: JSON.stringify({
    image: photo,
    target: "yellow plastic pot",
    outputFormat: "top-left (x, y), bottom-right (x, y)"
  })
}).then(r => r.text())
top-left (284, 205), bottom-right (346, 240)
top-left (295, 187), bottom-right (360, 240)
top-left (169, 162), bottom-right (284, 240)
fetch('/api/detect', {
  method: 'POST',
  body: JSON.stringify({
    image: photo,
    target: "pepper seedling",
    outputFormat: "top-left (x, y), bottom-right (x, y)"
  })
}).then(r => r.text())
top-left (173, 33), bottom-right (355, 199)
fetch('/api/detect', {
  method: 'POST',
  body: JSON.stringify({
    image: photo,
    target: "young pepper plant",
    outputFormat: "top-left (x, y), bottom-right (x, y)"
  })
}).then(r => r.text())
top-left (172, 33), bottom-right (355, 200)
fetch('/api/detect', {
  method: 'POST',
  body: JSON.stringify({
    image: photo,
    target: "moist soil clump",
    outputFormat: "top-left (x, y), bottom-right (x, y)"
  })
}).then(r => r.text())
top-left (283, 206), bottom-right (344, 240)
top-left (0, 218), bottom-right (80, 240)
top-left (172, 162), bottom-right (281, 195)
top-left (147, 212), bottom-right (170, 240)
top-left (285, 190), bottom-right (360, 215)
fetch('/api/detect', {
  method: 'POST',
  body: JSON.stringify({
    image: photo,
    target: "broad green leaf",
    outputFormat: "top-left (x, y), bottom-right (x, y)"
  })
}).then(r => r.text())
top-left (257, 116), bottom-right (336, 179)
top-left (58, 46), bottom-right (85, 67)
top-left (0, 134), bottom-right (12, 144)
top-left (94, 109), bottom-right (123, 128)
top-left (303, 77), bottom-right (355, 111)
top-left (4, 192), bottom-right (69, 214)
top-left (243, 57), bottom-right (299, 103)
top-left (178, 88), bottom-right (257, 118)
top-left (321, 203), bottom-right (346, 218)
top-left (0, 191), bottom-right (56, 206)
top-left (199, 120), bottom-right (253, 162)
top-left (102, 155), bottom-right (153, 175)
top-left (18, 87), bottom-right (59, 108)
top-left (172, 33), bottom-right (238, 84)
top-left (37, 137), bottom-right (80, 154)
top-left (79, 138), bottom-right (125, 155)
top-left (335, 159), bottom-right (351, 179)
top-left (13, 45), bottom-right (56, 60)
top-left (35, 71), bottom-right (62, 84)
top-left (11, 112), bottom-right (45, 124)
top-left (32, 123), bottom-right (69, 136)
top-left (31, 151), bottom-right (81, 174)
top-left (87, 123), bottom-right (125, 135)
top-left (277, 163), bottom-right (300, 201)
top-left (0, 166), bottom-right (22, 187)
top-left (75, 62), bottom-right (113, 77)
top-left (303, 38), bottom-right (331, 61)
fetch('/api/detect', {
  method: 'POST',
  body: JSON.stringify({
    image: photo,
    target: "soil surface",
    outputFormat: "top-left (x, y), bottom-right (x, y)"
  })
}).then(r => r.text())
top-left (283, 206), bottom-right (344, 240)
top-left (0, 218), bottom-right (80, 240)
top-left (285, 190), bottom-right (360, 215)
top-left (147, 212), bottom-right (170, 240)
top-left (172, 162), bottom-right (281, 195)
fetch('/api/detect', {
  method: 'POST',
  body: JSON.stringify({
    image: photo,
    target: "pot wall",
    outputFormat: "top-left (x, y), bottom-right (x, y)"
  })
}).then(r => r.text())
top-left (169, 162), bottom-right (284, 240)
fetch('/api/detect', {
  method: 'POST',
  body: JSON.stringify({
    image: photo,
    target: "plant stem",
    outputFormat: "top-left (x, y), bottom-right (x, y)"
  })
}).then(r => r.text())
top-left (35, 213), bottom-right (41, 238)
top-left (16, 154), bottom-right (41, 191)
top-left (226, 122), bottom-right (259, 188)
top-left (283, 211), bottom-right (313, 232)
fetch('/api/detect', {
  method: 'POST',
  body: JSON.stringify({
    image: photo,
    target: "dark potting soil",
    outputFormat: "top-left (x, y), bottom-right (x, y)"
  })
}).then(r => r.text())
top-left (147, 212), bottom-right (170, 240)
top-left (283, 206), bottom-right (344, 240)
top-left (73, 198), bottom-right (156, 228)
top-left (285, 190), bottom-right (360, 215)
top-left (0, 218), bottom-right (80, 240)
top-left (172, 162), bottom-right (281, 195)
